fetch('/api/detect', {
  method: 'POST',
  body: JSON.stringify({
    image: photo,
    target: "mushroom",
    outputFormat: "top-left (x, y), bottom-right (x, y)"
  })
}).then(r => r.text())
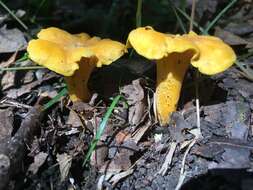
top-left (27, 27), bottom-right (126, 101)
top-left (127, 26), bottom-right (236, 125)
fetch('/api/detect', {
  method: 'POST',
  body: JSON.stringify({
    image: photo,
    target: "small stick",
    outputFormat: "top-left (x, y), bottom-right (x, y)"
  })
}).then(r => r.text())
top-left (189, 0), bottom-right (196, 31)
top-left (158, 141), bottom-right (177, 175)
top-left (175, 138), bottom-right (196, 190)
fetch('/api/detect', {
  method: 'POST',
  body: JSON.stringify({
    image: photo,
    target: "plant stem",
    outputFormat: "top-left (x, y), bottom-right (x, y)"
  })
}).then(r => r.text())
top-left (136, 0), bottom-right (142, 27)
top-left (203, 0), bottom-right (237, 34)
top-left (0, 66), bottom-right (44, 71)
top-left (189, 0), bottom-right (196, 31)
top-left (42, 88), bottom-right (68, 111)
top-left (83, 95), bottom-right (121, 166)
top-left (0, 0), bottom-right (28, 30)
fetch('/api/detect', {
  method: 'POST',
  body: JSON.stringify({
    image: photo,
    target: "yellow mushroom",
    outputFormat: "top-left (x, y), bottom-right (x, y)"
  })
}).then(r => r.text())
top-left (27, 27), bottom-right (126, 101)
top-left (127, 26), bottom-right (236, 125)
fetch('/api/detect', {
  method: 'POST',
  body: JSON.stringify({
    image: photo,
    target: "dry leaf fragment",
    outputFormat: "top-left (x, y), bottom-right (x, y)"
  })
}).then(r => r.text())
top-left (28, 152), bottom-right (48, 174)
top-left (56, 153), bottom-right (73, 182)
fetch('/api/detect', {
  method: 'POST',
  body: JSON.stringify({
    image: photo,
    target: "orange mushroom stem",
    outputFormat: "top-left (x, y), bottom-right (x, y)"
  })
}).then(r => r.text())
top-left (27, 27), bottom-right (126, 102)
top-left (127, 26), bottom-right (236, 125)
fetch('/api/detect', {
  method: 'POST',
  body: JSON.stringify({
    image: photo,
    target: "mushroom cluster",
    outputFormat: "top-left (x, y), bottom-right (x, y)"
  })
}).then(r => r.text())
top-left (27, 26), bottom-right (236, 126)
top-left (27, 27), bottom-right (126, 102)
top-left (127, 26), bottom-right (236, 125)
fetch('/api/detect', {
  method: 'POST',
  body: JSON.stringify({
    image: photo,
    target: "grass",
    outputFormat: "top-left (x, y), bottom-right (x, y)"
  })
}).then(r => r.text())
top-left (0, 0), bottom-right (28, 30)
top-left (83, 95), bottom-right (122, 166)
top-left (0, 65), bottom-right (44, 72)
top-left (136, 0), bottom-right (142, 27)
top-left (42, 88), bottom-right (68, 111)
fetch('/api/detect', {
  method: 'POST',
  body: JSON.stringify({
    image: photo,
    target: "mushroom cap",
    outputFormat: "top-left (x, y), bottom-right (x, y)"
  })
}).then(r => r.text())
top-left (27, 27), bottom-right (126, 76)
top-left (127, 26), bottom-right (236, 75)
top-left (184, 31), bottom-right (236, 75)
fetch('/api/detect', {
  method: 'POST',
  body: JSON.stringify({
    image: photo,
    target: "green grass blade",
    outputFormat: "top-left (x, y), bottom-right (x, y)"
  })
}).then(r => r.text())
top-left (83, 95), bottom-right (121, 166)
top-left (31, 0), bottom-right (47, 23)
top-left (0, 66), bottom-right (44, 72)
top-left (16, 52), bottom-right (29, 63)
top-left (176, 7), bottom-right (205, 34)
top-left (136, 0), bottom-right (142, 27)
top-left (0, 0), bottom-right (28, 30)
top-left (203, 0), bottom-right (237, 34)
top-left (42, 88), bottom-right (68, 111)
top-left (168, 0), bottom-right (187, 33)
top-left (235, 61), bottom-right (253, 81)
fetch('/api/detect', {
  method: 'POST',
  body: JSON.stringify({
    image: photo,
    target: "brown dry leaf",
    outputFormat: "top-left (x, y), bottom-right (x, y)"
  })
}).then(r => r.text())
top-left (215, 27), bottom-right (253, 47)
top-left (5, 74), bottom-right (55, 99)
top-left (0, 51), bottom-right (17, 68)
top-left (0, 52), bottom-right (18, 90)
top-left (90, 141), bottom-right (108, 168)
top-left (1, 71), bottom-right (15, 91)
top-left (99, 150), bottom-right (132, 173)
top-left (72, 101), bottom-right (94, 112)
top-left (56, 153), bottom-right (72, 182)
top-left (28, 152), bottom-right (48, 174)
top-left (120, 79), bottom-right (147, 125)
top-left (6, 80), bottom-right (41, 99)
top-left (0, 108), bottom-right (13, 142)
top-left (23, 71), bottom-right (35, 84)
top-left (99, 140), bottom-right (138, 173)
top-left (115, 131), bottom-right (131, 144)
top-left (0, 26), bottom-right (27, 53)
top-left (131, 121), bottom-right (151, 143)
top-left (109, 168), bottom-right (134, 188)
top-left (66, 110), bottom-right (83, 127)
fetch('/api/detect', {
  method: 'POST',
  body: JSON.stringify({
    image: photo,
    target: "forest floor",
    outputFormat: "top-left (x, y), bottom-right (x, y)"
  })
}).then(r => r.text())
top-left (0, 0), bottom-right (253, 190)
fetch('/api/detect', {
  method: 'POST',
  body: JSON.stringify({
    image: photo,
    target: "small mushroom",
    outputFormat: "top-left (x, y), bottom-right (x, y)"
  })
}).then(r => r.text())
top-left (27, 27), bottom-right (126, 101)
top-left (127, 26), bottom-right (236, 125)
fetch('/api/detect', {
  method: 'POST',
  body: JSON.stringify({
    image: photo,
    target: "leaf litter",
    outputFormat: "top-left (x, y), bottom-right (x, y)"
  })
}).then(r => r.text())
top-left (0, 1), bottom-right (253, 190)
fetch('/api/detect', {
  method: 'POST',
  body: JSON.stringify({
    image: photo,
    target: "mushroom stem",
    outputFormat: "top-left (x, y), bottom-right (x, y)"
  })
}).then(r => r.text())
top-left (156, 52), bottom-right (191, 125)
top-left (65, 58), bottom-right (96, 101)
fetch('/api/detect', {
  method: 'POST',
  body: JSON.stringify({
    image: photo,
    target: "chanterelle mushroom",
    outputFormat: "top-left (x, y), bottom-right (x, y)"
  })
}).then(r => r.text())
top-left (27, 27), bottom-right (126, 101)
top-left (127, 26), bottom-right (236, 125)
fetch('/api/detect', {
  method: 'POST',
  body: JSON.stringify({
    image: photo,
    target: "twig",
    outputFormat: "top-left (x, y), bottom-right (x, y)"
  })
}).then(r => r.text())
top-left (189, 0), bottom-right (196, 31)
top-left (195, 71), bottom-right (202, 139)
top-left (175, 138), bottom-right (196, 190)
top-left (0, 99), bottom-right (32, 109)
top-left (158, 141), bottom-right (178, 175)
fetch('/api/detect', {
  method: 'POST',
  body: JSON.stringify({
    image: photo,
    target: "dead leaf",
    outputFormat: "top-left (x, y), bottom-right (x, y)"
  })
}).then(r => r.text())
top-left (0, 108), bottom-right (13, 142)
top-left (6, 80), bottom-right (41, 99)
top-left (99, 140), bottom-right (138, 173)
top-left (109, 168), bottom-right (134, 187)
top-left (5, 74), bottom-right (56, 99)
top-left (0, 26), bottom-right (26, 53)
top-left (1, 71), bottom-right (15, 91)
top-left (115, 131), bottom-right (130, 144)
top-left (56, 153), bottom-right (72, 182)
top-left (0, 51), bottom-right (17, 68)
top-left (28, 152), bottom-right (48, 174)
top-left (66, 110), bottom-right (83, 127)
top-left (215, 27), bottom-right (253, 47)
top-left (169, 112), bottom-right (193, 143)
top-left (121, 79), bottom-right (147, 125)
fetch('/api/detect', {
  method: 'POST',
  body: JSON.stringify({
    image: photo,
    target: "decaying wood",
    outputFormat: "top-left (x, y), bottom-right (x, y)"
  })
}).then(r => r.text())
top-left (0, 106), bottom-right (42, 190)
